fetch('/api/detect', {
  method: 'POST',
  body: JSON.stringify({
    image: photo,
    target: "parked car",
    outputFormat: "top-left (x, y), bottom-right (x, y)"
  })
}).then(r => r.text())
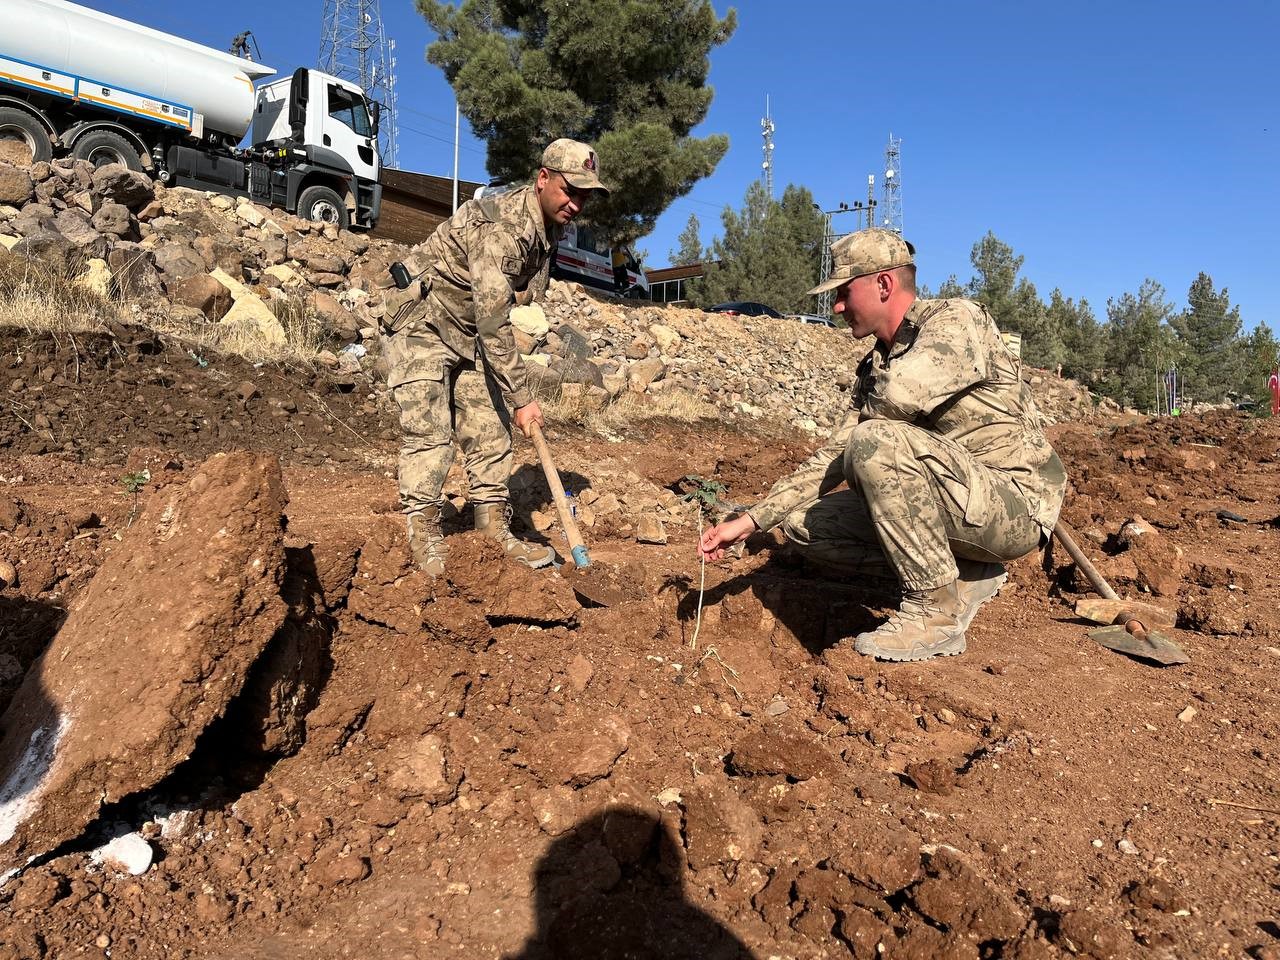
top-left (707, 301), bottom-right (784, 318)
top-left (788, 313), bottom-right (837, 328)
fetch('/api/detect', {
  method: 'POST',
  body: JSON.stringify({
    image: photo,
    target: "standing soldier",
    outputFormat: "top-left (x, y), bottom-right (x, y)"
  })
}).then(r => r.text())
top-left (382, 139), bottom-right (607, 575)
top-left (698, 229), bottom-right (1068, 662)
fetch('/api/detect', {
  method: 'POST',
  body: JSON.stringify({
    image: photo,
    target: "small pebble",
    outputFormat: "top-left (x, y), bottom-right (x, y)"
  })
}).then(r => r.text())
top-left (1118, 838), bottom-right (1139, 855)
top-left (1091, 839), bottom-right (1104, 848)
top-left (95, 935), bottom-right (111, 949)
top-left (765, 699), bottom-right (789, 717)
top-left (1177, 706), bottom-right (1197, 723)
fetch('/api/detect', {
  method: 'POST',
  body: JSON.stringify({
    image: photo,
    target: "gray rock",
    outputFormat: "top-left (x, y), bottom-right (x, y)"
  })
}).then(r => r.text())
top-left (0, 163), bottom-right (34, 206)
top-left (152, 242), bottom-right (207, 282)
top-left (91, 202), bottom-right (135, 238)
top-left (91, 164), bottom-right (154, 209)
top-left (107, 245), bottom-right (164, 299)
top-left (11, 230), bottom-right (84, 277)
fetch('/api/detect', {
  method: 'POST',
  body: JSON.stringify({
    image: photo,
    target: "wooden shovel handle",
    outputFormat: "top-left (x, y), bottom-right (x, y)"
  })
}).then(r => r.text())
top-left (528, 422), bottom-right (590, 568)
top-left (1053, 520), bottom-right (1120, 601)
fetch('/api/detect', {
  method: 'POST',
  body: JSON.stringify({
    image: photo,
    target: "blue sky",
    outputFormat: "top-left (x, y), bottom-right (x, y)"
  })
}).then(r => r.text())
top-left (77, 1), bottom-right (1279, 330)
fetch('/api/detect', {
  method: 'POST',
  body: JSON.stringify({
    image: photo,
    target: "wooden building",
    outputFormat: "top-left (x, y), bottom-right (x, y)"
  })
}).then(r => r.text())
top-left (370, 169), bottom-right (486, 245)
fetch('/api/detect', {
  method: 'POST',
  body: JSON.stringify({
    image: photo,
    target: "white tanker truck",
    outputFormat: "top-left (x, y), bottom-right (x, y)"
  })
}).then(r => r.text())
top-left (0, 0), bottom-right (381, 229)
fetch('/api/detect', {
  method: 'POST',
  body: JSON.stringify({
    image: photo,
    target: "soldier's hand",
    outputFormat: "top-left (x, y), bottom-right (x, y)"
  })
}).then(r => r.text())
top-left (698, 514), bottom-right (758, 562)
top-left (514, 401), bottom-right (544, 438)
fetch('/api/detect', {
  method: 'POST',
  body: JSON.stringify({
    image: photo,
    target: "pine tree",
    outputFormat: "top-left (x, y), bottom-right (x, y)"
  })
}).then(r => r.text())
top-left (1238, 323), bottom-right (1278, 407)
top-left (1099, 280), bottom-right (1183, 411)
top-left (1049, 290), bottom-right (1104, 387)
top-left (687, 182), bottom-right (824, 313)
top-left (670, 213), bottom-right (702, 266)
top-left (417, 0), bottom-right (735, 244)
top-left (965, 232), bottom-right (1061, 369)
top-left (1170, 273), bottom-right (1244, 402)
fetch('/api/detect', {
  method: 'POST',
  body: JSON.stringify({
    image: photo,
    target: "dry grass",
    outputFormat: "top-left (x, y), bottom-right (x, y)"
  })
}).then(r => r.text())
top-left (0, 256), bottom-right (118, 332)
top-left (538, 382), bottom-right (720, 435)
top-left (0, 256), bottom-right (334, 367)
top-left (147, 293), bottom-right (332, 368)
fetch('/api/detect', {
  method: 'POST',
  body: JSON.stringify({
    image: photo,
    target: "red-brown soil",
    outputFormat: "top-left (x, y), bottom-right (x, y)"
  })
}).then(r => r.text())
top-left (0, 329), bottom-right (1278, 960)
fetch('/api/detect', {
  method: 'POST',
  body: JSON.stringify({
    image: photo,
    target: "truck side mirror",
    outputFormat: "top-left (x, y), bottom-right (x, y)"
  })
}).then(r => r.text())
top-left (288, 68), bottom-right (309, 142)
top-left (371, 102), bottom-right (381, 137)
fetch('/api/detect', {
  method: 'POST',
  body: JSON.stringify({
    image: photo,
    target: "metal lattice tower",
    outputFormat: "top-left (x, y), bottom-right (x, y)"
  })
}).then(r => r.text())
top-left (760, 95), bottom-right (775, 198)
top-left (881, 132), bottom-right (902, 233)
top-left (320, 0), bottom-right (399, 167)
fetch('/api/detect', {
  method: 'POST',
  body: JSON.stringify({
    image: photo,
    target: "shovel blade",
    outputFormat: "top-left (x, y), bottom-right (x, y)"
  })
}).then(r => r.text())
top-left (1088, 625), bottom-right (1190, 666)
top-left (561, 562), bottom-right (644, 608)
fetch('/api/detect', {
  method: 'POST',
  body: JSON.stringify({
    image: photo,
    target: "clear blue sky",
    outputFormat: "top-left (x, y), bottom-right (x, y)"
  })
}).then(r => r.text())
top-left (79, 1), bottom-right (1279, 330)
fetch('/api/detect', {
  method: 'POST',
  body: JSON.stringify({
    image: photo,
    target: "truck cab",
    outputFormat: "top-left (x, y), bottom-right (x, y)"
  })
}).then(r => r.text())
top-left (249, 69), bottom-right (381, 228)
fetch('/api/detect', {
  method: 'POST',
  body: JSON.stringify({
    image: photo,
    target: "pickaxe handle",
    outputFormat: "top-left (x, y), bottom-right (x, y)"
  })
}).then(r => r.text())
top-left (528, 422), bottom-right (590, 568)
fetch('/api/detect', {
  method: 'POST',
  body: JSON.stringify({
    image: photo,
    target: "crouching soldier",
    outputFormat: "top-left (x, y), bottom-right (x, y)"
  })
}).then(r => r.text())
top-left (382, 139), bottom-right (608, 575)
top-left (699, 229), bottom-right (1068, 661)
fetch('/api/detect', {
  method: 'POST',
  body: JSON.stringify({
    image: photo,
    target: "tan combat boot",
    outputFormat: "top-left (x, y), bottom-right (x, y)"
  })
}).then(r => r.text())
top-left (953, 559), bottom-right (1007, 634)
top-left (473, 502), bottom-right (555, 570)
top-left (852, 582), bottom-right (965, 662)
top-left (407, 506), bottom-right (446, 577)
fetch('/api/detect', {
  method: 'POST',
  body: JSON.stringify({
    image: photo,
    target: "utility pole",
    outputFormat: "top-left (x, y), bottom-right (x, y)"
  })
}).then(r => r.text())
top-left (814, 202), bottom-right (857, 316)
top-left (760, 95), bottom-right (775, 198)
top-left (320, 0), bottom-right (399, 167)
top-left (882, 132), bottom-right (902, 233)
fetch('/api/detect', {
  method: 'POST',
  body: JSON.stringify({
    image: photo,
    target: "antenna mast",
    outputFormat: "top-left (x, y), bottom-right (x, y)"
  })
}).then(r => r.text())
top-left (760, 95), bottom-right (775, 198)
top-left (320, 0), bottom-right (399, 167)
top-left (882, 132), bottom-right (902, 233)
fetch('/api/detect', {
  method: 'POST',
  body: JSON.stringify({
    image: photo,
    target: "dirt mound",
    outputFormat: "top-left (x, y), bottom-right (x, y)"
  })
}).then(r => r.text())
top-left (0, 326), bottom-right (392, 467)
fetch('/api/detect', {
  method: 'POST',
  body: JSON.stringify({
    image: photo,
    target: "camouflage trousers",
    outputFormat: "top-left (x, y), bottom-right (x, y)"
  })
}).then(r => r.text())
top-left (781, 419), bottom-right (1043, 590)
top-left (387, 328), bottom-right (512, 513)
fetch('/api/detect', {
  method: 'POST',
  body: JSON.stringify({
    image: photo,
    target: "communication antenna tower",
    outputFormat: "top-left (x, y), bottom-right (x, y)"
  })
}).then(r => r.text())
top-left (760, 95), bottom-right (775, 198)
top-left (320, 0), bottom-right (399, 167)
top-left (881, 132), bottom-right (902, 233)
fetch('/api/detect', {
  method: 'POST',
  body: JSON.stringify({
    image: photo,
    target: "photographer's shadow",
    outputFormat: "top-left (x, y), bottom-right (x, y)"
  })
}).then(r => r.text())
top-left (507, 806), bottom-right (753, 960)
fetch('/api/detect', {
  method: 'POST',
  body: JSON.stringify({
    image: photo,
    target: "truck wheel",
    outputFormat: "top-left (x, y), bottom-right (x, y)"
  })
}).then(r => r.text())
top-left (0, 107), bottom-right (53, 166)
top-left (71, 129), bottom-right (144, 172)
top-left (297, 185), bottom-right (350, 230)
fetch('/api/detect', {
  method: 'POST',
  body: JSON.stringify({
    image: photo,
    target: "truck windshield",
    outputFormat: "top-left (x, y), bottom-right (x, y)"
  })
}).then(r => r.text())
top-left (327, 84), bottom-right (373, 138)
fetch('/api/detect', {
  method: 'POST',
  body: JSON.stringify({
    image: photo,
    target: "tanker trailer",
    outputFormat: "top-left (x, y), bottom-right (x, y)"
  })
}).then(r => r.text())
top-left (0, 0), bottom-right (381, 229)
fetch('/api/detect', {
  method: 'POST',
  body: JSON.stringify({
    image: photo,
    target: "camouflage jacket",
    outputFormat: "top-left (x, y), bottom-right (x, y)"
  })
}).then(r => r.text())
top-left (748, 297), bottom-right (1068, 536)
top-left (385, 185), bottom-right (555, 406)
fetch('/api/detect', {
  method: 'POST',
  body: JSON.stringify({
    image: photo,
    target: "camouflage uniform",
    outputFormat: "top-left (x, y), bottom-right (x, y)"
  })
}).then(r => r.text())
top-left (748, 297), bottom-right (1068, 590)
top-left (382, 184), bottom-right (555, 514)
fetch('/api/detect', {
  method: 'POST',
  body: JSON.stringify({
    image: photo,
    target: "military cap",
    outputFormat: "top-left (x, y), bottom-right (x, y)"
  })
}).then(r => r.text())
top-left (807, 228), bottom-right (915, 295)
top-left (540, 139), bottom-right (609, 195)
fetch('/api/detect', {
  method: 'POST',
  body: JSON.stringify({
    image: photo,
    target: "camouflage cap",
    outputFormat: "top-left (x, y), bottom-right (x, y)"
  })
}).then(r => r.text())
top-left (807, 228), bottom-right (915, 295)
top-left (540, 138), bottom-right (609, 195)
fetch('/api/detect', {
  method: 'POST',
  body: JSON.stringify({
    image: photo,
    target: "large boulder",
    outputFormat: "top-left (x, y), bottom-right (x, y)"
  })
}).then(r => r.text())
top-left (107, 245), bottom-right (165, 300)
top-left (91, 202), bottom-right (136, 239)
top-left (0, 453), bottom-right (289, 876)
top-left (10, 231), bottom-right (84, 278)
top-left (91, 164), bottom-right (154, 209)
top-left (0, 164), bottom-right (34, 206)
top-left (172, 273), bottom-right (233, 320)
top-left (151, 242), bottom-right (207, 283)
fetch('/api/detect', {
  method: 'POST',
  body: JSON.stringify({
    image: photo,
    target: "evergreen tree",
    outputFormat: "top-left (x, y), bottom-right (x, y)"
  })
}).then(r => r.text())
top-left (1099, 280), bottom-right (1183, 411)
top-left (687, 181), bottom-right (824, 313)
top-left (964, 232), bottom-right (1061, 369)
top-left (418, 0), bottom-right (735, 245)
top-left (1049, 289), bottom-right (1104, 387)
top-left (670, 213), bottom-right (703, 266)
top-left (1169, 273), bottom-right (1244, 402)
top-left (1238, 323), bottom-right (1278, 407)
top-left (936, 274), bottom-right (967, 299)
